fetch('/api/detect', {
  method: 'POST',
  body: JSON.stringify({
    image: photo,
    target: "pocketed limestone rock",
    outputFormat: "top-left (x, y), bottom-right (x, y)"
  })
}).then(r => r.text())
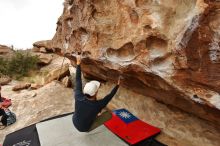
top-left (34, 0), bottom-right (220, 125)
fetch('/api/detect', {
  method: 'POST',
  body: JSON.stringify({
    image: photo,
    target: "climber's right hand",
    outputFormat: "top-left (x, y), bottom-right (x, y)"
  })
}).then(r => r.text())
top-left (76, 54), bottom-right (81, 65)
top-left (117, 76), bottom-right (121, 85)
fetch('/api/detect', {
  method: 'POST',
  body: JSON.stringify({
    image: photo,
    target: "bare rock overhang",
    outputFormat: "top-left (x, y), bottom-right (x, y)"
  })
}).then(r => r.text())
top-left (34, 0), bottom-right (220, 126)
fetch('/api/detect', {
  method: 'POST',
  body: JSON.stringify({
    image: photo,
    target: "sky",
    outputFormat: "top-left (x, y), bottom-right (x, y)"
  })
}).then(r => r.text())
top-left (0, 0), bottom-right (64, 49)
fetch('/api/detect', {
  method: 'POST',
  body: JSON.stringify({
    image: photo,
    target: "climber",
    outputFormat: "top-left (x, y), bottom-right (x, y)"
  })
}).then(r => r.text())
top-left (72, 54), bottom-right (120, 132)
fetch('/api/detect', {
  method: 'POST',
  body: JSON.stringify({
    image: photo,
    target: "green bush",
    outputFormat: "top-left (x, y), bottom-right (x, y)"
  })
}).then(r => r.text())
top-left (0, 57), bottom-right (8, 75)
top-left (0, 51), bottom-right (39, 79)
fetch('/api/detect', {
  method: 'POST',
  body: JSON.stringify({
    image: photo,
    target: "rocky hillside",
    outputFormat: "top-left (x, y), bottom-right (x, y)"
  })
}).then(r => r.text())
top-left (34, 0), bottom-right (220, 125)
top-left (0, 45), bottom-right (14, 59)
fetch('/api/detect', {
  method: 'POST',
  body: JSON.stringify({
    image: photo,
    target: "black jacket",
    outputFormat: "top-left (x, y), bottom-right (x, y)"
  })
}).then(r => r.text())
top-left (72, 65), bottom-right (119, 132)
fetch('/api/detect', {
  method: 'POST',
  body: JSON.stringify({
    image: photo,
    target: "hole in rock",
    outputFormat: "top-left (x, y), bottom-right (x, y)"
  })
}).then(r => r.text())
top-left (69, 28), bottom-right (89, 52)
top-left (146, 36), bottom-right (168, 59)
top-left (65, 17), bottom-right (73, 28)
top-left (91, 9), bottom-right (102, 21)
top-left (129, 10), bottom-right (139, 24)
top-left (78, 27), bottom-right (87, 34)
top-left (82, 51), bottom-right (91, 57)
top-left (144, 25), bottom-right (152, 30)
top-left (71, 28), bottom-right (88, 41)
top-left (65, 17), bottom-right (73, 21)
top-left (106, 42), bottom-right (135, 62)
top-left (70, 5), bottom-right (78, 14)
top-left (134, 40), bottom-right (148, 54)
top-left (91, 9), bottom-right (98, 19)
top-left (135, 0), bottom-right (152, 7)
top-left (193, 95), bottom-right (199, 99)
top-left (146, 36), bottom-right (168, 51)
top-left (67, 0), bottom-right (74, 5)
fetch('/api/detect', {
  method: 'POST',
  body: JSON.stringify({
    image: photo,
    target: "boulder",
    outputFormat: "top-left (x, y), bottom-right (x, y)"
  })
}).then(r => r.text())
top-left (37, 53), bottom-right (53, 65)
top-left (43, 64), bottom-right (70, 84)
top-left (69, 66), bottom-right (76, 75)
top-left (12, 83), bottom-right (31, 91)
top-left (31, 84), bottom-right (43, 90)
top-left (39, 47), bottom-right (47, 53)
top-left (33, 0), bottom-right (220, 125)
top-left (0, 76), bottom-right (12, 85)
top-left (61, 76), bottom-right (72, 88)
top-left (33, 40), bottom-right (56, 53)
top-left (0, 44), bottom-right (13, 57)
top-left (32, 46), bottom-right (40, 52)
top-left (0, 45), bottom-right (13, 54)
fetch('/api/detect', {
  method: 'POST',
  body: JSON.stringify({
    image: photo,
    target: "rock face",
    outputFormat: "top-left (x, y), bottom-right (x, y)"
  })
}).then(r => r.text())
top-left (61, 76), bottom-right (72, 87)
top-left (0, 75), bottom-right (12, 85)
top-left (0, 45), bottom-right (13, 57)
top-left (35, 0), bottom-right (220, 125)
top-left (1, 81), bottom-right (220, 146)
top-left (99, 82), bottom-right (220, 146)
top-left (30, 84), bottom-right (43, 90)
top-left (12, 83), bottom-right (31, 91)
top-left (33, 40), bottom-right (57, 53)
top-left (43, 63), bottom-right (70, 84)
top-left (22, 53), bottom-right (71, 86)
top-left (36, 53), bottom-right (53, 65)
top-left (178, 1), bottom-right (220, 94)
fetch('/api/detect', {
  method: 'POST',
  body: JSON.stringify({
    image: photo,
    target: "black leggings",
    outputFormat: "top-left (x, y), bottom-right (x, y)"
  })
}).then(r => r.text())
top-left (0, 108), bottom-right (8, 125)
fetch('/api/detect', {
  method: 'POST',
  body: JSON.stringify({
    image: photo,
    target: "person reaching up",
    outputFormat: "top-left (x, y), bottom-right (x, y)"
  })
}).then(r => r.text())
top-left (72, 54), bottom-right (120, 132)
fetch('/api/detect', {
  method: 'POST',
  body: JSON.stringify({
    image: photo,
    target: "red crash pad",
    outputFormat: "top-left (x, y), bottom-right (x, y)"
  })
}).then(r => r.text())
top-left (104, 109), bottom-right (160, 145)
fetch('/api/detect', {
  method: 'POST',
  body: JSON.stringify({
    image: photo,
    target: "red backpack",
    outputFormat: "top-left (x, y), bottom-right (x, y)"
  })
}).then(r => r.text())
top-left (1, 97), bottom-right (12, 108)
